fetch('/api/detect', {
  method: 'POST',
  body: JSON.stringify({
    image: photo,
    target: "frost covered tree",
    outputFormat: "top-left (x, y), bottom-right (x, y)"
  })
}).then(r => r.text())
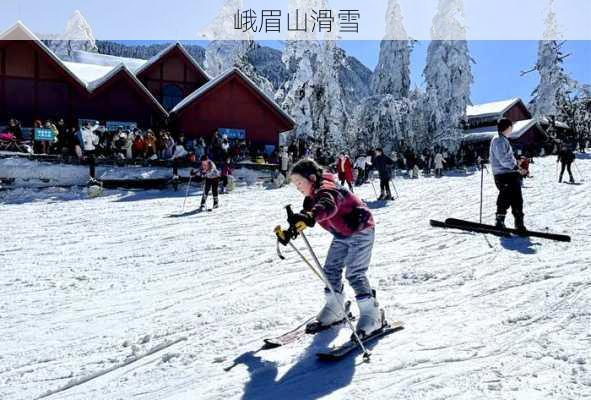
top-left (276, 0), bottom-right (322, 147)
top-left (48, 10), bottom-right (98, 58)
top-left (422, 0), bottom-right (473, 150)
top-left (523, 0), bottom-right (576, 118)
top-left (370, 0), bottom-right (412, 98)
top-left (199, 0), bottom-right (252, 77)
top-left (313, 37), bottom-right (351, 152)
top-left (277, 39), bottom-right (318, 144)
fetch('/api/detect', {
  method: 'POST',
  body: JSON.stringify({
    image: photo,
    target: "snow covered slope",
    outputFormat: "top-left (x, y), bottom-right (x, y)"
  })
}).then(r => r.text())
top-left (1, 155), bottom-right (589, 399)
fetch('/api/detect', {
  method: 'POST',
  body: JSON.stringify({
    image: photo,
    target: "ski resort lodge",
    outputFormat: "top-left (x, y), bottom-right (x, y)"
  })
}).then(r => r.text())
top-left (0, 22), bottom-right (295, 147)
top-left (462, 98), bottom-right (570, 155)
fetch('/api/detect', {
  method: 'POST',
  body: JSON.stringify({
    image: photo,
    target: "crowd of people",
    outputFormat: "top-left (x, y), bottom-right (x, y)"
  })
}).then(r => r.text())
top-left (1, 118), bottom-right (274, 165)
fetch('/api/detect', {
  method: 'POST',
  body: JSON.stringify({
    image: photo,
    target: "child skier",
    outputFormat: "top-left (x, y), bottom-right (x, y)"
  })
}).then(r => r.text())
top-left (288, 158), bottom-right (385, 337)
top-left (489, 117), bottom-right (528, 231)
top-left (191, 155), bottom-right (221, 210)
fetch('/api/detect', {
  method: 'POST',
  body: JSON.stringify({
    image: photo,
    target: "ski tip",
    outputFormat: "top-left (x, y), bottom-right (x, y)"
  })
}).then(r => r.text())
top-left (262, 340), bottom-right (282, 350)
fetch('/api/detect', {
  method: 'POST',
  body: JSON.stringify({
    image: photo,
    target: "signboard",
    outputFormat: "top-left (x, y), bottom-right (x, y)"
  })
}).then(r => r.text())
top-left (106, 121), bottom-right (138, 131)
top-left (264, 145), bottom-right (276, 156)
top-left (219, 128), bottom-right (246, 140)
top-left (34, 128), bottom-right (55, 141)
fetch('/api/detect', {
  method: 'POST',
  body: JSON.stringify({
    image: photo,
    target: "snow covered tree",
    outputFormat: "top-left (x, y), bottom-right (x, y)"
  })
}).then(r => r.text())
top-left (422, 0), bottom-right (473, 150)
top-left (48, 10), bottom-right (98, 58)
top-left (524, 0), bottom-right (576, 118)
top-left (199, 0), bottom-right (253, 77)
top-left (277, 39), bottom-right (318, 144)
top-left (370, 0), bottom-right (413, 98)
top-left (313, 38), bottom-right (351, 153)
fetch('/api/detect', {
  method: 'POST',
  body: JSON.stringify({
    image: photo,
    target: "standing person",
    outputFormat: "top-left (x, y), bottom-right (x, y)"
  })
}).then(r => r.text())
top-left (288, 159), bottom-right (385, 337)
top-left (373, 148), bottom-right (395, 200)
top-left (191, 155), bottom-right (221, 210)
top-left (489, 118), bottom-right (528, 231)
top-left (353, 154), bottom-right (368, 185)
top-left (132, 133), bottom-right (145, 159)
top-left (219, 157), bottom-right (233, 194)
top-left (434, 151), bottom-right (446, 178)
top-left (279, 146), bottom-right (290, 177)
top-left (336, 152), bottom-right (354, 192)
top-left (7, 119), bottom-right (22, 141)
top-left (143, 130), bottom-right (158, 159)
top-left (364, 149), bottom-right (374, 184)
top-left (557, 144), bottom-right (576, 183)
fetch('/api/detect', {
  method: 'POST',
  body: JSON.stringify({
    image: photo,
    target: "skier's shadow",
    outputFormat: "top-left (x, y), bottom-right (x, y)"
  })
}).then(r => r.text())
top-left (364, 200), bottom-right (389, 209)
top-left (166, 209), bottom-right (203, 218)
top-left (499, 236), bottom-right (539, 255)
top-left (234, 328), bottom-right (357, 400)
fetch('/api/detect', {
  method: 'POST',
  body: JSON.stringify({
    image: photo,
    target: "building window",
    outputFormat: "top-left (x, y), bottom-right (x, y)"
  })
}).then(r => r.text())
top-left (162, 84), bottom-right (183, 110)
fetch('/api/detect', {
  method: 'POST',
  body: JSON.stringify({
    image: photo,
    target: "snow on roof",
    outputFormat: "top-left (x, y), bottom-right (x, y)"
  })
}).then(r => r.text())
top-left (69, 50), bottom-right (147, 73)
top-left (462, 119), bottom-right (544, 143)
top-left (170, 67), bottom-right (295, 125)
top-left (87, 64), bottom-right (168, 116)
top-left (63, 61), bottom-right (114, 84)
top-left (0, 21), bottom-right (89, 91)
top-left (134, 42), bottom-right (210, 80)
top-left (466, 98), bottom-right (522, 118)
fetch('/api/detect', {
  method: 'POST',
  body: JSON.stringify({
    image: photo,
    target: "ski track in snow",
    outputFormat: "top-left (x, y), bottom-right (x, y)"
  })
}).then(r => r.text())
top-left (1, 156), bottom-right (590, 400)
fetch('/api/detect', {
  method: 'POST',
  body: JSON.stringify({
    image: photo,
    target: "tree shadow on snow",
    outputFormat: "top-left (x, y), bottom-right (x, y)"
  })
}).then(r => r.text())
top-left (499, 236), bottom-right (539, 255)
top-left (233, 328), bottom-right (358, 400)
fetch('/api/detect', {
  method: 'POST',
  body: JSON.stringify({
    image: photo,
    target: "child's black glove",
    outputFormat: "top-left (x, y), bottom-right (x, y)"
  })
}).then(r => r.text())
top-left (289, 211), bottom-right (316, 232)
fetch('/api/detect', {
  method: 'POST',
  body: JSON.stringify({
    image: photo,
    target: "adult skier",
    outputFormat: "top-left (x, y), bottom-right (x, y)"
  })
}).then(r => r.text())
top-left (353, 154), bottom-right (368, 185)
top-left (373, 148), bottom-right (395, 200)
top-left (191, 155), bottom-right (221, 210)
top-left (336, 152), bottom-right (354, 192)
top-left (557, 144), bottom-right (576, 184)
top-left (288, 159), bottom-right (385, 338)
top-left (489, 117), bottom-right (528, 231)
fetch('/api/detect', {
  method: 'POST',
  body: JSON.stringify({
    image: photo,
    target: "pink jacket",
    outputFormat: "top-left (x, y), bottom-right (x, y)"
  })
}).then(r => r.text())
top-left (303, 173), bottom-right (374, 237)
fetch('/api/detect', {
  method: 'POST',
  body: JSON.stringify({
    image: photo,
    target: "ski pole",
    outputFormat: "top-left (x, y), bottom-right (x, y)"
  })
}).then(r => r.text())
top-left (479, 161), bottom-right (484, 224)
top-left (298, 231), bottom-right (372, 361)
top-left (573, 161), bottom-right (584, 181)
top-left (390, 178), bottom-right (399, 199)
top-left (182, 175), bottom-right (193, 213)
top-left (370, 179), bottom-right (378, 198)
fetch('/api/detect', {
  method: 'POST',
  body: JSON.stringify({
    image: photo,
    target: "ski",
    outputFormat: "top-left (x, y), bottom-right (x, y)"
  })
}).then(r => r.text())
top-left (446, 218), bottom-right (571, 242)
top-left (316, 320), bottom-right (404, 361)
top-left (432, 218), bottom-right (571, 242)
top-left (430, 219), bottom-right (510, 238)
top-left (262, 301), bottom-right (354, 349)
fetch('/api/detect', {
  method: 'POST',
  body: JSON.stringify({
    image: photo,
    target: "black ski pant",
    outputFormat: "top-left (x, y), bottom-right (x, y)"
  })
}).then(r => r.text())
top-left (201, 177), bottom-right (219, 206)
top-left (494, 172), bottom-right (523, 220)
top-left (559, 162), bottom-right (574, 182)
top-left (379, 176), bottom-right (392, 197)
top-left (339, 177), bottom-right (353, 192)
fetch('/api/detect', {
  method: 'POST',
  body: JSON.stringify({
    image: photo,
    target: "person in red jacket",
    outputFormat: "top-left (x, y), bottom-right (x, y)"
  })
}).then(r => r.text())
top-left (335, 152), bottom-right (354, 192)
top-left (288, 158), bottom-right (385, 337)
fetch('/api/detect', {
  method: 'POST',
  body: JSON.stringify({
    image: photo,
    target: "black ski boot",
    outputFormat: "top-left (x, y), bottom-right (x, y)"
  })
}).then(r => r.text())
top-left (213, 197), bottom-right (219, 209)
top-left (514, 214), bottom-right (527, 235)
top-left (495, 213), bottom-right (506, 229)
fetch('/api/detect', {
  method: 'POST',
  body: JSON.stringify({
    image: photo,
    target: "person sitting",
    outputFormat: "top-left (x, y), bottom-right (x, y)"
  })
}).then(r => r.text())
top-left (132, 133), bottom-right (145, 159)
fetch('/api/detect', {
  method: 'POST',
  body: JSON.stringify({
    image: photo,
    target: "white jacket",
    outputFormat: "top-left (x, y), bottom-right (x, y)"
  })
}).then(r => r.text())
top-left (434, 153), bottom-right (445, 169)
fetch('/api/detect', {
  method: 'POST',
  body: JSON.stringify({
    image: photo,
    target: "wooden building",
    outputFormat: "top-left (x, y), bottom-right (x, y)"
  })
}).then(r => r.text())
top-left (0, 21), bottom-right (295, 147)
top-left (170, 68), bottom-right (295, 145)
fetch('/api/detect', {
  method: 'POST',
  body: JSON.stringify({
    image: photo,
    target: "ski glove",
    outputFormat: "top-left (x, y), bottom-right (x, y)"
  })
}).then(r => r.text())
top-left (289, 211), bottom-right (316, 232)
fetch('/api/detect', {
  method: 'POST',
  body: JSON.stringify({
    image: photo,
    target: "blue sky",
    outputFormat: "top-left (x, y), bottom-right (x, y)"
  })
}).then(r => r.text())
top-left (120, 39), bottom-right (590, 105)
top-left (1, 0), bottom-right (589, 105)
